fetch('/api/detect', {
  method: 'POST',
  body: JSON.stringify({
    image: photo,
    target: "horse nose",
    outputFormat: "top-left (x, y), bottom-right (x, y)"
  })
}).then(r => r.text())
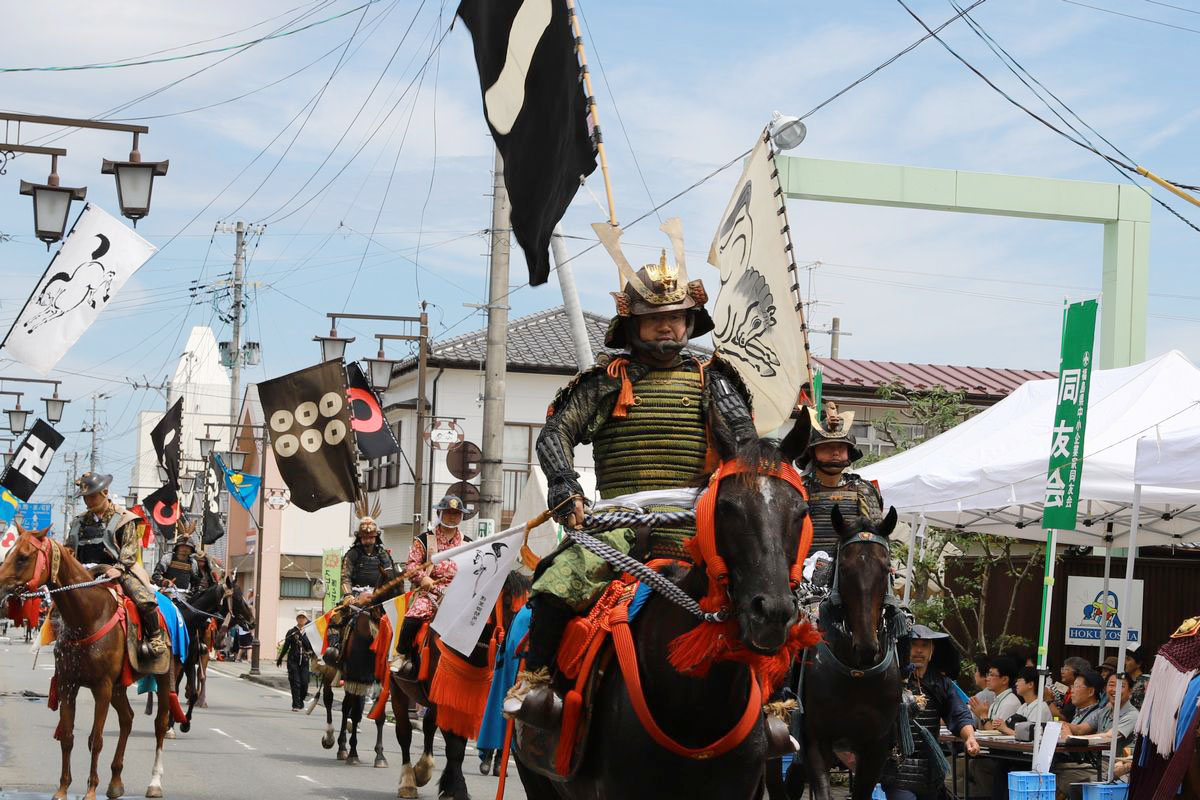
top-left (750, 594), bottom-right (793, 626)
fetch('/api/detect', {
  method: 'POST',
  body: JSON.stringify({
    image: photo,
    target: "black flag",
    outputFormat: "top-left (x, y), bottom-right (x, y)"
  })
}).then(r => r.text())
top-left (0, 419), bottom-right (64, 502)
top-left (143, 483), bottom-right (180, 538)
top-left (259, 360), bottom-right (358, 512)
top-left (458, 0), bottom-right (597, 285)
top-left (201, 452), bottom-right (226, 545)
top-left (346, 362), bottom-right (399, 461)
top-left (150, 397), bottom-right (183, 487)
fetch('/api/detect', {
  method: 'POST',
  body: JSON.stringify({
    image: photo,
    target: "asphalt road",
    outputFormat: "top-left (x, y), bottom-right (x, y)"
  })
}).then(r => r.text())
top-left (0, 637), bottom-right (522, 800)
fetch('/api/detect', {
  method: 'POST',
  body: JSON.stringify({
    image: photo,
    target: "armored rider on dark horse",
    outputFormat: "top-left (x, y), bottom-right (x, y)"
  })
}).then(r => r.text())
top-left (151, 519), bottom-right (223, 595)
top-left (503, 239), bottom-right (759, 726)
top-left (322, 513), bottom-right (396, 665)
top-left (64, 472), bottom-right (165, 659)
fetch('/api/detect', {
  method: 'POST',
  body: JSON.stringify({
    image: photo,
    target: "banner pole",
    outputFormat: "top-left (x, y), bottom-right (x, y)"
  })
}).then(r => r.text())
top-left (1107, 484), bottom-right (1141, 781)
top-left (565, 0), bottom-right (617, 226)
top-left (1031, 527), bottom-right (1058, 771)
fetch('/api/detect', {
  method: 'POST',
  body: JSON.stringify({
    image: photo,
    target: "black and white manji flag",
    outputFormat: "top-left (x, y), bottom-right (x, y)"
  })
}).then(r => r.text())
top-left (150, 397), bottom-right (184, 487)
top-left (142, 483), bottom-right (181, 537)
top-left (0, 419), bottom-right (64, 502)
top-left (201, 452), bottom-right (226, 545)
top-left (345, 361), bottom-right (399, 461)
top-left (458, 0), bottom-right (597, 285)
top-left (259, 360), bottom-right (358, 512)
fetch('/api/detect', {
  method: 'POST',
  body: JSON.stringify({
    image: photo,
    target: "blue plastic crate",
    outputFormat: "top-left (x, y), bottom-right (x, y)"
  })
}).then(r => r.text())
top-left (1009, 770), bottom-right (1056, 800)
top-left (1081, 783), bottom-right (1128, 800)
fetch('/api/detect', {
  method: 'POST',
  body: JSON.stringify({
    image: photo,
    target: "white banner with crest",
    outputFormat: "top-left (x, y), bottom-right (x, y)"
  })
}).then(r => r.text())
top-left (708, 134), bottom-right (811, 435)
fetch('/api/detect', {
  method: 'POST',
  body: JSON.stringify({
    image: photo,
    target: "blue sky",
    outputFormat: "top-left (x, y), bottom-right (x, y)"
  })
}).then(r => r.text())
top-left (0, 0), bottom-right (1197, 525)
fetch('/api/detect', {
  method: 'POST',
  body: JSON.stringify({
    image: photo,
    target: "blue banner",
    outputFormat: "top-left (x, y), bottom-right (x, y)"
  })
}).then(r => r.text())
top-left (217, 455), bottom-right (260, 511)
top-left (17, 502), bottom-right (52, 530)
top-left (0, 489), bottom-right (20, 525)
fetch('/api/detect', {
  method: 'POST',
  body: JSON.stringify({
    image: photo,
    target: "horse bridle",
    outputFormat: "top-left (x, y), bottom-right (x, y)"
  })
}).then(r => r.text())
top-left (821, 528), bottom-right (897, 677)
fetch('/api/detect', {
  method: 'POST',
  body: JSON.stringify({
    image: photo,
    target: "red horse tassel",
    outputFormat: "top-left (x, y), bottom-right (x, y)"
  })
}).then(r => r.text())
top-left (667, 459), bottom-right (822, 695)
top-left (168, 691), bottom-right (188, 723)
top-left (428, 640), bottom-right (494, 740)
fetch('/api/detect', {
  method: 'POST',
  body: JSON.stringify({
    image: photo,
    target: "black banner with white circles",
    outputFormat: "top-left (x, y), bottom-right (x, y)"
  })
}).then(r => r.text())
top-left (259, 360), bottom-right (359, 512)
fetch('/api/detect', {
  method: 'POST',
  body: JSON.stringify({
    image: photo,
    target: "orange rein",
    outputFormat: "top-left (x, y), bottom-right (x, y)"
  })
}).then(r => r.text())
top-left (22, 535), bottom-right (126, 649)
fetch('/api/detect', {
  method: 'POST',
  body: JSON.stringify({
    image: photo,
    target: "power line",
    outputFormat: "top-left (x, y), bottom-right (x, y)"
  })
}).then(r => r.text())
top-left (0, 0), bottom-right (384, 72)
top-left (1060, 0), bottom-right (1200, 34)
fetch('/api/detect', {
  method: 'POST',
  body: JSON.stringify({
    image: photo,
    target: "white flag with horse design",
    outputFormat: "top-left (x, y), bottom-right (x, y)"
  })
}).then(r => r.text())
top-left (430, 534), bottom-right (522, 654)
top-left (708, 134), bottom-right (811, 435)
top-left (2, 204), bottom-right (156, 374)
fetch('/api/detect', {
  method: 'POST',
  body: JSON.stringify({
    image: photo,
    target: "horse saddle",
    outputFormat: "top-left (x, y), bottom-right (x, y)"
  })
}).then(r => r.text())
top-left (120, 593), bottom-right (171, 677)
top-left (513, 579), bottom-right (631, 782)
top-left (391, 621), bottom-right (433, 707)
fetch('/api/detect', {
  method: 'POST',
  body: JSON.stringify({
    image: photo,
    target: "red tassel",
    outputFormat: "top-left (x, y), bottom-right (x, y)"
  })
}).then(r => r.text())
top-left (168, 692), bottom-right (188, 723)
top-left (48, 674), bottom-right (59, 711)
top-left (554, 689), bottom-right (584, 775)
top-left (606, 358), bottom-right (635, 418)
top-left (367, 676), bottom-right (390, 721)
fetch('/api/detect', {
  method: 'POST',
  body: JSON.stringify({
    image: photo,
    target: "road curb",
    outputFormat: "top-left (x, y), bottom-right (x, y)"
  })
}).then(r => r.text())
top-left (207, 663), bottom-right (290, 690)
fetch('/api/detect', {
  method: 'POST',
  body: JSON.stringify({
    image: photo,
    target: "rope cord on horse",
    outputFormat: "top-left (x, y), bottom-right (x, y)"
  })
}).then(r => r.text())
top-left (19, 574), bottom-right (114, 599)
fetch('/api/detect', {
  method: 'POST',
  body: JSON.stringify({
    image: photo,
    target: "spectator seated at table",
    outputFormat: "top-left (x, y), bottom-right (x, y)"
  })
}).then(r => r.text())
top-left (1099, 655), bottom-right (1119, 684)
top-left (978, 656), bottom-right (1022, 731)
top-left (1046, 656), bottom-right (1092, 722)
top-left (1052, 670), bottom-right (1108, 800)
top-left (996, 666), bottom-right (1053, 735)
top-left (967, 655), bottom-right (996, 727)
top-left (1094, 672), bottom-right (1139, 749)
top-left (1124, 646), bottom-right (1151, 709)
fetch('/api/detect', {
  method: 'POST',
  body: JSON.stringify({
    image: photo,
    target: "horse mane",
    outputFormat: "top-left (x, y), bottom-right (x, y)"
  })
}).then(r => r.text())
top-left (727, 438), bottom-right (786, 488)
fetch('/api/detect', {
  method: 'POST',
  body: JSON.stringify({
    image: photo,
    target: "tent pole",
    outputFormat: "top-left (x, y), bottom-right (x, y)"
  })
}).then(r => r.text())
top-left (903, 514), bottom-right (921, 606)
top-left (1099, 528), bottom-right (1113, 664)
top-left (1107, 484), bottom-right (1141, 781)
top-left (1032, 527), bottom-right (1059, 771)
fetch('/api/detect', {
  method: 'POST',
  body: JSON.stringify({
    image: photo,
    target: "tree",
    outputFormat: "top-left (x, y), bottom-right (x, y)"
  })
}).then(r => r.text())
top-left (862, 380), bottom-right (1044, 664)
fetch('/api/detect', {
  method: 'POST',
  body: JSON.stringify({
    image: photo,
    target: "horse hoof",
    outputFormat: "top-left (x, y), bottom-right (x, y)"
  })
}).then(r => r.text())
top-left (397, 787), bottom-right (418, 800)
top-left (179, 720), bottom-right (191, 734)
top-left (164, 729), bottom-right (176, 740)
top-left (145, 787), bottom-right (164, 799)
top-left (413, 753), bottom-right (434, 786)
top-left (375, 755), bottom-right (388, 768)
top-left (346, 755), bottom-right (360, 766)
top-left (321, 734), bottom-right (335, 749)
top-left (337, 749), bottom-right (348, 761)
top-left (399, 764), bottom-right (418, 798)
top-left (480, 760), bottom-right (490, 775)
top-left (107, 781), bottom-right (125, 798)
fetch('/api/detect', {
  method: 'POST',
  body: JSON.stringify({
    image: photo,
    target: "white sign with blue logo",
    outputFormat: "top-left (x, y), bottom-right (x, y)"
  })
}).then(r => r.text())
top-left (1065, 575), bottom-right (1143, 646)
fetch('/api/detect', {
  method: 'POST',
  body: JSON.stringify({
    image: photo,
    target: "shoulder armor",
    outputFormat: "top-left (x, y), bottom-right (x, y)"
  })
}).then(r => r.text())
top-left (704, 356), bottom-right (754, 411)
top-left (545, 362), bottom-right (616, 420)
top-left (107, 508), bottom-right (140, 532)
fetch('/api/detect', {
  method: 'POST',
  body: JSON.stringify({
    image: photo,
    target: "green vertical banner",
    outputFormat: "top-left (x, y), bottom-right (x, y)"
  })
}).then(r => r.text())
top-left (321, 548), bottom-right (343, 612)
top-left (1042, 299), bottom-right (1099, 531)
top-left (813, 367), bottom-right (824, 418)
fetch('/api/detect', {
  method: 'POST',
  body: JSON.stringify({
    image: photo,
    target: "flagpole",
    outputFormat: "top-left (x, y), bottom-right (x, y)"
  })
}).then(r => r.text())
top-left (429, 507), bottom-right (555, 564)
top-left (566, 0), bottom-right (617, 226)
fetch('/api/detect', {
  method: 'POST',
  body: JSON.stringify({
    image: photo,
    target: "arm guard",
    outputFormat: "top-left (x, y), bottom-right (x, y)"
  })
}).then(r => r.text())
top-left (379, 547), bottom-right (398, 581)
top-left (340, 549), bottom-right (356, 596)
top-left (537, 374), bottom-right (602, 515)
top-left (708, 369), bottom-right (758, 447)
top-left (116, 520), bottom-right (141, 571)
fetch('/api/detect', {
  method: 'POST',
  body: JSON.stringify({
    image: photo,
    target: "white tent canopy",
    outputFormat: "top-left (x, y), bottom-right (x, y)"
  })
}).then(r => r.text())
top-left (1136, 425), bottom-right (1200, 490)
top-left (859, 350), bottom-right (1200, 546)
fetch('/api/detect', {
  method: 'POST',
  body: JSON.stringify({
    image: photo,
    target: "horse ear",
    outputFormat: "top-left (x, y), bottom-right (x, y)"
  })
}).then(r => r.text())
top-left (706, 403), bottom-right (740, 463)
top-left (879, 507), bottom-right (898, 538)
top-left (831, 505), bottom-right (849, 538)
top-left (780, 409), bottom-right (812, 467)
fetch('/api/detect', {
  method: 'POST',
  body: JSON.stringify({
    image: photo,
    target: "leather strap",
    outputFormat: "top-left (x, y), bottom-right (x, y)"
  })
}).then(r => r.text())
top-left (608, 602), bottom-right (762, 760)
top-left (60, 597), bottom-right (126, 648)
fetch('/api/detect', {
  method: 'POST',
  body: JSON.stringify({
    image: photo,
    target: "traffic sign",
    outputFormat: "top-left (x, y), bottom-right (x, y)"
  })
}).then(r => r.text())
top-left (17, 503), bottom-right (52, 530)
top-left (425, 419), bottom-right (464, 450)
top-left (446, 441), bottom-right (482, 480)
top-left (446, 480), bottom-right (480, 520)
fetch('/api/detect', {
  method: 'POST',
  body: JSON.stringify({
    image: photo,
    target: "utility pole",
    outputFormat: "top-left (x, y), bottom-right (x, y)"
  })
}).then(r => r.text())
top-left (84, 394), bottom-right (108, 472)
top-left (813, 316), bottom-right (853, 360)
top-left (479, 150), bottom-right (511, 526)
top-left (62, 451), bottom-right (79, 533)
top-left (216, 221), bottom-right (264, 429)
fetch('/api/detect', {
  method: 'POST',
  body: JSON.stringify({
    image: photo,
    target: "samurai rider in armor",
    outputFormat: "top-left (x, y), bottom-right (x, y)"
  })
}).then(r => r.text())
top-left (151, 519), bottom-right (202, 592)
top-left (504, 220), bottom-right (758, 729)
top-left (881, 625), bottom-right (979, 800)
top-left (65, 472), bottom-right (167, 659)
top-left (798, 403), bottom-right (911, 665)
top-left (321, 514), bottom-right (396, 665)
top-left (392, 494), bottom-right (469, 678)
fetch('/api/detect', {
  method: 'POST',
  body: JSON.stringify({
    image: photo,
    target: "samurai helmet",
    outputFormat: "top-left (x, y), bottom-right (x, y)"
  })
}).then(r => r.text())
top-left (596, 218), bottom-right (714, 349)
top-left (434, 494), bottom-right (465, 529)
top-left (352, 493), bottom-right (383, 539)
top-left (75, 472), bottom-right (113, 498)
top-left (803, 403), bottom-right (863, 465)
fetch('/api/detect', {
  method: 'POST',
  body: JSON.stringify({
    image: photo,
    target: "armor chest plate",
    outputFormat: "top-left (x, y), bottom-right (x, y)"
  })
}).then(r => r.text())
top-left (591, 369), bottom-right (706, 499)
top-left (350, 548), bottom-right (385, 586)
top-left (76, 519), bottom-right (115, 564)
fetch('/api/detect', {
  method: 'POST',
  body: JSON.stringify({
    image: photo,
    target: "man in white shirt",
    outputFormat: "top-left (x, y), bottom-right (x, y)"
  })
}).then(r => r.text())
top-left (980, 656), bottom-right (1021, 729)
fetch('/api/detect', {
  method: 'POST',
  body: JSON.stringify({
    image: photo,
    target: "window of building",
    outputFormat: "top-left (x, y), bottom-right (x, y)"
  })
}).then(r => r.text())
top-left (280, 577), bottom-right (311, 598)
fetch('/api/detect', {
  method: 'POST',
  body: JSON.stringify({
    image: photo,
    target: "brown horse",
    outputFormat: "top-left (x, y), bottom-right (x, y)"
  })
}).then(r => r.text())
top-left (387, 570), bottom-right (531, 800)
top-left (0, 528), bottom-right (180, 800)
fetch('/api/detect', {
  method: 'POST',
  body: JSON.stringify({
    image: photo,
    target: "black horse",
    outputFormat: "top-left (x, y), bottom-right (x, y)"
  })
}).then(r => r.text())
top-left (389, 570), bottom-right (531, 800)
top-left (311, 603), bottom-right (389, 767)
top-left (169, 577), bottom-right (254, 733)
top-left (785, 504), bottom-right (903, 800)
top-left (514, 417), bottom-right (817, 800)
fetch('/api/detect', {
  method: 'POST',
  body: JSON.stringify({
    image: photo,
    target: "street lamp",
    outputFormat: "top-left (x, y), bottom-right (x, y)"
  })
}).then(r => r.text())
top-left (179, 474), bottom-right (196, 495)
top-left (225, 451), bottom-right (247, 472)
top-left (100, 132), bottom-right (168, 226)
top-left (197, 436), bottom-right (218, 459)
top-left (313, 325), bottom-right (355, 363)
top-left (363, 337), bottom-right (399, 392)
top-left (19, 155), bottom-right (87, 248)
top-left (157, 465), bottom-right (170, 483)
top-left (124, 492), bottom-right (138, 508)
top-left (41, 390), bottom-right (67, 424)
top-left (6, 399), bottom-right (29, 436)
top-left (768, 111), bottom-right (807, 151)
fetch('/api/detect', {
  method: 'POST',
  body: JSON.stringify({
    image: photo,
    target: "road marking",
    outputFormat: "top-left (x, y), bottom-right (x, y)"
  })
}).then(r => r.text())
top-left (297, 775), bottom-right (323, 787)
top-left (211, 727), bottom-right (230, 738)
top-left (235, 738), bottom-right (256, 750)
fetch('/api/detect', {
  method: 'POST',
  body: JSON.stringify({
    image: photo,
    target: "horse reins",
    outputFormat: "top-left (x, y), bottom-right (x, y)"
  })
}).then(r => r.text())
top-left (819, 528), bottom-right (898, 679)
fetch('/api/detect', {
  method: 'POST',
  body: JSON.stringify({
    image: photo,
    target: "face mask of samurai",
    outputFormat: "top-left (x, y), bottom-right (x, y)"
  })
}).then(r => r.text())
top-left (627, 315), bottom-right (694, 361)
